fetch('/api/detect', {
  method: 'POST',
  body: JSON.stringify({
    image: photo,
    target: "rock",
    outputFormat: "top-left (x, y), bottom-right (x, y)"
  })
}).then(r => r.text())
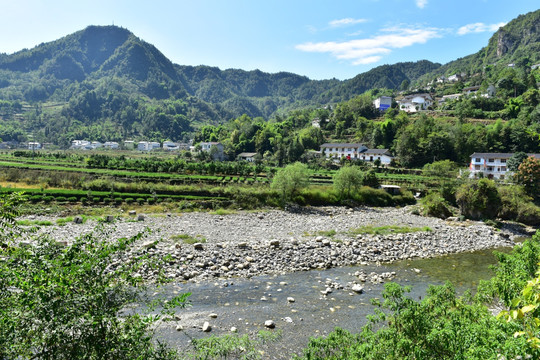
top-left (283, 317), bottom-right (293, 323)
top-left (322, 239), bottom-right (331, 246)
top-left (287, 297), bottom-right (295, 303)
top-left (176, 325), bottom-right (184, 331)
top-left (143, 241), bottom-right (157, 249)
top-left (270, 240), bottom-right (280, 247)
top-left (105, 215), bottom-right (114, 223)
top-left (193, 243), bottom-right (204, 250)
top-left (128, 210), bottom-right (137, 216)
top-left (174, 314), bottom-right (181, 321)
top-left (137, 214), bottom-right (145, 221)
top-left (351, 284), bottom-right (364, 293)
top-left (264, 320), bottom-right (276, 329)
top-left (209, 313), bottom-right (218, 318)
top-left (202, 322), bottom-right (212, 332)
top-left (230, 326), bottom-right (238, 332)
top-left (55, 240), bottom-right (68, 247)
top-left (73, 216), bottom-right (83, 224)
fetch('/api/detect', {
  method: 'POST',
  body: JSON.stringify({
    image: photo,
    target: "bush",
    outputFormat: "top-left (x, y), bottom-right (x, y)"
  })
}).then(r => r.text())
top-left (333, 166), bottom-right (363, 200)
top-left (55, 196), bottom-right (67, 203)
top-left (136, 198), bottom-right (145, 205)
top-left (42, 196), bottom-right (53, 204)
top-left (30, 195), bottom-right (42, 203)
top-left (114, 197), bottom-right (123, 205)
top-left (498, 185), bottom-right (540, 225)
top-left (68, 197), bottom-right (78, 203)
top-left (147, 198), bottom-right (156, 205)
top-left (103, 197), bottom-right (112, 204)
top-left (421, 191), bottom-right (453, 219)
top-left (456, 179), bottom-right (501, 220)
top-left (271, 162), bottom-right (310, 204)
top-left (125, 197), bottom-right (134, 204)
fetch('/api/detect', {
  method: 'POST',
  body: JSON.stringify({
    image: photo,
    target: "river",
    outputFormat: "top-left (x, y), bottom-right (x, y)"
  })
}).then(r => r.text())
top-left (147, 245), bottom-right (518, 359)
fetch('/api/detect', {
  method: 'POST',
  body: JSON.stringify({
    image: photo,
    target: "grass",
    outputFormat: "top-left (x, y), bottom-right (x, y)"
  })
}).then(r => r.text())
top-left (170, 233), bottom-right (207, 244)
top-left (16, 219), bottom-right (53, 226)
top-left (349, 225), bottom-right (432, 236)
top-left (209, 208), bottom-right (237, 215)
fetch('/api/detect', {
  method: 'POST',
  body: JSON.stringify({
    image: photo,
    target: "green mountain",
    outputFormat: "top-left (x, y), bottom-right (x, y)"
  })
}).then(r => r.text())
top-left (417, 9), bottom-right (540, 84)
top-left (0, 8), bottom-right (538, 144)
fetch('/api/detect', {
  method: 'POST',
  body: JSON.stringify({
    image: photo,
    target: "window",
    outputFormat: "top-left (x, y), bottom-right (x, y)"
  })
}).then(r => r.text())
top-left (475, 165), bottom-right (480, 170)
top-left (488, 158), bottom-right (495, 163)
top-left (487, 167), bottom-right (493, 171)
top-left (501, 166), bottom-right (507, 172)
top-left (501, 159), bottom-right (506, 163)
top-left (475, 158), bottom-right (481, 162)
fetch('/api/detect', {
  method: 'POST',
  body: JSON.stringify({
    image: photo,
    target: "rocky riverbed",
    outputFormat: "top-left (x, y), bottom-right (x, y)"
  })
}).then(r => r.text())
top-left (22, 206), bottom-right (526, 283)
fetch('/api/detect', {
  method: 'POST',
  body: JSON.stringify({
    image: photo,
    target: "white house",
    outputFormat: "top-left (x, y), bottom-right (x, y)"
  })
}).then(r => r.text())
top-left (103, 141), bottom-right (119, 150)
top-left (137, 141), bottom-right (160, 151)
top-left (469, 152), bottom-right (540, 180)
top-left (320, 143), bottom-right (393, 165)
top-left (397, 94), bottom-right (433, 112)
top-left (28, 142), bottom-right (41, 150)
top-left (311, 118), bottom-right (321, 128)
top-left (237, 152), bottom-right (258, 162)
top-left (163, 141), bottom-right (179, 151)
top-left (448, 74), bottom-right (461, 82)
top-left (91, 141), bottom-right (103, 149)
top-left (440, 94), bottom-right (462, 103)
top-left (199, 142), bottom-right (225, 161)
top-left (373, 96), bottom-right (392, 111)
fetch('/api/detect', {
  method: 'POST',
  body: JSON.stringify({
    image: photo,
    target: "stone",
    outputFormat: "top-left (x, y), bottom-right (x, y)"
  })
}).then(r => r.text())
top-left (230, 326), bottom-right (238, 332)
top-left (351, 284), bottom-right (364, 293)
top-left (264, 320), bottom-right (275, 329)
top-left (143, 241), bottom-right (157, 249)
top-left (128, 210), bottom-right (137, 216)
top-left (202, 322), bottom-right (212, 332)
top-left (105, 215), bottom-right (114, 223)
top-left (287, 297), bottom-right (295, 303)
top-left (176, 324), bottom-right (184, 331)
top-left (193, 243), bottom-right (204, 250)
top-left (137, 214), bottom-right (145, 221)
top-left (270, 240), bottom-right (280, 247)
top-left (209, 313), bottom-right (218, 318)
top-left (73, 216), bottom-right (83, 224)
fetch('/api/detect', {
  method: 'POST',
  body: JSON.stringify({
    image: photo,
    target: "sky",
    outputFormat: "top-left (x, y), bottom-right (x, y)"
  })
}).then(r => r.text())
top-left (1, 1), bottom-right (538, 80)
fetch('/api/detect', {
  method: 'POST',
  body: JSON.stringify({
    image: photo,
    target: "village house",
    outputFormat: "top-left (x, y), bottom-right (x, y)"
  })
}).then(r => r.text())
top-left (448, 74), bottom-right (462, 82)
top-left (28, 142), bottom-right (42, 150)
top-left (320, 143), bottom-right (393, 165)
top-left (103, 141), bottom-right (119, 150)
top-left (373, 96), bottom-right (392, 111)
top-left (397, 93), bottom-right (433, 112)
top-left (469, 152), bottom-right (540, 180)
top-left (311, 118), bottom-right (321, 128)
top-left (162, 141), bottom-right (179, 151)
top-left (137, 141), bottom-right (160, 151)
top-left (439, 93), bottom-right (463, 103)
top-left (123, 140), bottom-right (135, 150)
top-left (199, 142), bottom-right (225, 161)
top-left (237, 152), bottom-right (258, 162)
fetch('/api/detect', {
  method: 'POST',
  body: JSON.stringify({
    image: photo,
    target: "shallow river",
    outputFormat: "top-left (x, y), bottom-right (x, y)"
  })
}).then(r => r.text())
top-left (151, 245), bottom-right (515, 358)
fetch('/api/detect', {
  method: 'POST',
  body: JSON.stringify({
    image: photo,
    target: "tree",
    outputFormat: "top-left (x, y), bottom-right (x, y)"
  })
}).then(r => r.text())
top-left (271, 162), bottom-right (310, 203)
top-left (508, 151), bottom-right (530, 172)
top-left (456, 179), bottom-right (502, 220)
top-left (514, 157), bottom-right (540, 197)
top-left (0, 195), bottom-right (188, 359)
top-left (333, 166), bottom-right (363, 200)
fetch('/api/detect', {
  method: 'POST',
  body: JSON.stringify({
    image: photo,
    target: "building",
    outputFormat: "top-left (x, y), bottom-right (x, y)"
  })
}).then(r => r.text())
top-left (439, 94), bottom-right (462, 103)
top-left (103, 142), bottom-right (119, 150)
top-left (311, 118), bottom-right (321, 128)
top-left (469, 152), bottom-right (540, 180)
top-left (320, 143), bottom-right (393, 165)
top-left (124, 140), bottom-right (135, 150)
top-left (373, 96), bottom-right (392, 111)
top-left (163, 141), bottom-right (179, 151)
top-left (448, 74), bottom-right (461, 82)
top-left (137, 141), bottom-right (160, 151)
top-left (397, 94), bottom-right (433, 112)
top-left (28, 142), bottom-right (41, 150)
top-left (199, 142), bottom-right (225, 161)
top-left (237, 152), bottom-right (258, 162)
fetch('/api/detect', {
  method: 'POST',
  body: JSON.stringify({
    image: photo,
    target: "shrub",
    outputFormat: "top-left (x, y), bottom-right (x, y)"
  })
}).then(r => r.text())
top-left (30, 195), bottom-right (42, 203)
top-left (42, 196), bottom-right (53, 204)
top-left (421, 191), bottom-right (453, 219)
top-left (136, 198), bottom-right (145, 205)
top-left (147, 198), bottom-right (156, 205)
top-left (456, 179), bottom-right (501, 220)
top-left (498, 185), bottom-right (540, 225)
top-left (68, 197), bottom-right (78, 203)
top-left (271, 162), bottom-right (310, 204)
top-left (103, 198), bottom-right (112, 204)
top-left (333, 166), bottom-right (363, 200)
top-left (125, 198), bottom-right (134, 204)
top-left (114, 197), bottom-right (123, 205)
top-left (55, 196), bottom-right (67, 203)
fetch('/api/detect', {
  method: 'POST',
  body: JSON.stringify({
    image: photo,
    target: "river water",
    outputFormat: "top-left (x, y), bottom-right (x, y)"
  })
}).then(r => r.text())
top-left (151, 245), bottom-right (516, 358)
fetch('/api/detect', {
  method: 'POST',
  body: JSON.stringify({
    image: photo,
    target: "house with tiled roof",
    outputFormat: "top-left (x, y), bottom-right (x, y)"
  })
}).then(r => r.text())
top-left (320, 143), bottom-right (393, 165)
top-left (469, 152), bottom-right (540, 180)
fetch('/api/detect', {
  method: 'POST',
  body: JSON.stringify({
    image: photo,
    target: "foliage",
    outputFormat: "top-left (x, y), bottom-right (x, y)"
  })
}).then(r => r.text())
top-left (498, 185), bottom-right (540, 225)
top-left (420, 191), bottom-right (453, 219)
top-left (295, 282), bottom-right (531, 360)
top-left (333, 165), bottom-right (363, 200)
top-left (0, 192), bottom-right (25, 247)
top-left (508, 151), bottom-right (529, 172)
top-left (422, 160), bottom-right (458, 178)
top-left (456, 179), bottom-right (502, 220)
top-left (514, 156), bottom-right (540, 197)
top-left (271, 162), bottom-right (310, 203)
top-left (0, 197), bottom-right (189, 359)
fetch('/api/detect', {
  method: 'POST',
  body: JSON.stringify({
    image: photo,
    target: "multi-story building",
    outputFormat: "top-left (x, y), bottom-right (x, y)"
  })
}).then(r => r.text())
top-left (320, 143), bottom-right (393, 165)
top-left (469, 152), bottom-right (540, 180)
top-left (373, 96), bottom-right (392, 111)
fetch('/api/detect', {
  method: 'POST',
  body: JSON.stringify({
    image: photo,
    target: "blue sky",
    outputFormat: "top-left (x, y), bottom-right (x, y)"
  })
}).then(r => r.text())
top-left (1, 1), bottom-right (538, 80)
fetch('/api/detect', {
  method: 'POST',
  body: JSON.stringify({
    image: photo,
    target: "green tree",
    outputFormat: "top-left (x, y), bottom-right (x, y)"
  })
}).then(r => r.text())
top-left (333, 166), bottom-right (363, 200)
top-left (514, 156), bottom-right (540, 197)
top-left (271, 162), bottom-right (310, 203)
top-left (456, 179), bottom-right (501, 220)
top-left (508, 151), bottom-right (531, 171)
top-left (0, 195), bottom-right (188, 359)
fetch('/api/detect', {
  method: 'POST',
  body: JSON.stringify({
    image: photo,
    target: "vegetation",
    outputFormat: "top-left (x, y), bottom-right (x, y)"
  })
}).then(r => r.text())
top-left (456, 179), bottom-right (502, 220)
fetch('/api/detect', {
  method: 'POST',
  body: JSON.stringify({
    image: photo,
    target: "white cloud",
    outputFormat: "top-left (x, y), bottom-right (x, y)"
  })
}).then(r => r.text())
top-left (457, 22), bottom-right (506, 35)
top-left (296, 26), bottom-right (442, 65)
top-left (329, 18), bottom-right (368, 28)
top-left (415, 0), bottom-right (428, 9)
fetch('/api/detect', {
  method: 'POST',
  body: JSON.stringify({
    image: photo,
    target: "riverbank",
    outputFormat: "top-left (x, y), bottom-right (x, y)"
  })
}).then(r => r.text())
top-left (21, 206), bottom-right (527, 283)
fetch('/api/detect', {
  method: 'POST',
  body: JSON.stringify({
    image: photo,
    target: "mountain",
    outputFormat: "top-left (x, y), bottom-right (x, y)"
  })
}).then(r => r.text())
top-left (0, 8), bottom-right (538, 144)
top-left (417, 9), bottom-right (540, 84)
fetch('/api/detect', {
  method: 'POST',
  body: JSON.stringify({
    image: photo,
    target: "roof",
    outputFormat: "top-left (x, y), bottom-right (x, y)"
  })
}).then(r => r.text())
top-left (470, 152), bottom-right (540, 159)
top-left (237, 152), bottom-right (258, 157)
top-left (362, 149), bottom-right (393, 156)
top-left (320, 143), bottom-right (366, 148)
